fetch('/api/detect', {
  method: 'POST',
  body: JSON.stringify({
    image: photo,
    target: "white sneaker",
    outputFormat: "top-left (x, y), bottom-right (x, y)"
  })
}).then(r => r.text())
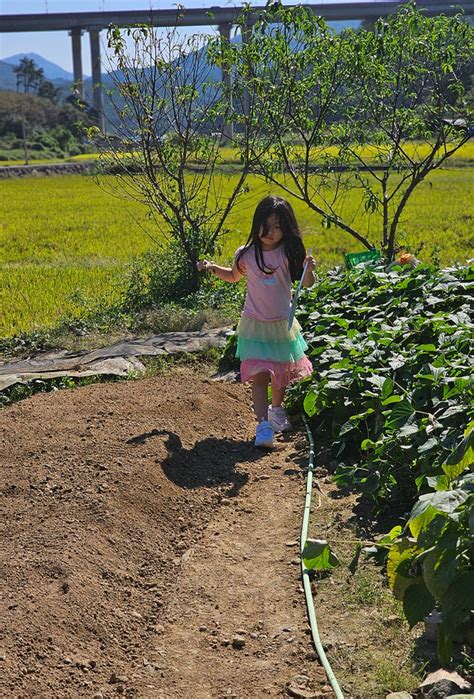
top-left (269, 405), bottom-right (292, 433)
top-left (255, 420), bottom-right (274, 449)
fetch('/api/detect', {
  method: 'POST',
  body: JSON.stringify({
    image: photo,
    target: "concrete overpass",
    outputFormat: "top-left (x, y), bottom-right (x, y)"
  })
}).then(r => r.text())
top-left (2, 1), bottom-right (472, 131)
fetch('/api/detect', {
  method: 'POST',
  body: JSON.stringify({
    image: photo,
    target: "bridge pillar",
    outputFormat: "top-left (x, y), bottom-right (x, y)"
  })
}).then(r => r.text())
top-left (218, 22), bottom-right (233, 141)
top-left (89, 29), bottom-right (104, 132)
top-left (70, 28), bottom-right (84, 101)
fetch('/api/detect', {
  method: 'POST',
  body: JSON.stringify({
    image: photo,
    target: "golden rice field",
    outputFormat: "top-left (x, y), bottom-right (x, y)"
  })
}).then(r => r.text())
top-left (1, 166), bottom-right (473, 337)
top-left (1, 140), bottom-right (473, 167)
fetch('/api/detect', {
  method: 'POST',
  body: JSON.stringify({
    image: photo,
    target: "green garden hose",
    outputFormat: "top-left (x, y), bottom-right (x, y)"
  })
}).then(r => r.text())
top-left (301, 414), bottom-right (345, 699)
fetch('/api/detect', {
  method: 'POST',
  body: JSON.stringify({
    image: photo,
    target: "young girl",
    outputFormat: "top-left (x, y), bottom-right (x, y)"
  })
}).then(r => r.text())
top-left (197, 195), bottom-right (315, 448)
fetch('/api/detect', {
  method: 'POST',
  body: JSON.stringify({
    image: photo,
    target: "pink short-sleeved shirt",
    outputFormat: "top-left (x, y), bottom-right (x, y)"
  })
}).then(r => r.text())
top-left (235, 244), bottom-right (292, 321)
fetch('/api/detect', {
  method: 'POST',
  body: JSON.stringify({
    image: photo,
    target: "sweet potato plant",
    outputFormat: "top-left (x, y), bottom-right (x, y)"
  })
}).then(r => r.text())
top-left (289, 262), bottom-right (473, 662)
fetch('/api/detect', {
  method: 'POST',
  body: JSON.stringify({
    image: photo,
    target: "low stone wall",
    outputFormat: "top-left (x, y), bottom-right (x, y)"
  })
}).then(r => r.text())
top-left (0, 160), bottom-right (96, 179)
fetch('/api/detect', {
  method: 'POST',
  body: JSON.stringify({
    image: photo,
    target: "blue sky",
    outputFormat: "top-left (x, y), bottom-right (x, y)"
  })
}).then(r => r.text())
top-left (0, 0), bottom-right (351, 74)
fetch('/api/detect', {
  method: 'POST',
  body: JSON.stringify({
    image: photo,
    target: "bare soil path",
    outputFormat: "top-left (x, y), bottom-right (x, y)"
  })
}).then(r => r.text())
top-left (1, 368), bottom-right (332, 698)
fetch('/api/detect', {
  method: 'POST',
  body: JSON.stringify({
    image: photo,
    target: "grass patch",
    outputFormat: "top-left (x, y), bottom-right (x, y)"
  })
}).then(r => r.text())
top-left (307, 479), bottom-right (425, 698)
top-left (317, 559), bottom-right (424, 698)
top-left (349, 571), bottom-right (385, 607)
top-left (0, 266), bottom-right (124, 340)
top-left (374, 659), bottom-right (421, 696)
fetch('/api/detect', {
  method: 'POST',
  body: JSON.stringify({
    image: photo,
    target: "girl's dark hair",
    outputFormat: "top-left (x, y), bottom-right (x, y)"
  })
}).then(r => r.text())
top-left (236, 196), bottom-right (306, 282)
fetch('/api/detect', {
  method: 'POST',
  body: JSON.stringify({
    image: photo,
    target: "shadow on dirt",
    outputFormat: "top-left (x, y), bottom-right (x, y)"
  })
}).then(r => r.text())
top-left (127, 429), bottom-right (266, 495)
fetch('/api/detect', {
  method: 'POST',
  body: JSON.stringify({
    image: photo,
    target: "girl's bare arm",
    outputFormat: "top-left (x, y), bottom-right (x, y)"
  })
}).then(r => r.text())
top-left (197, 259), bottom-right (243, 283)
top-left (302, 255), bottom-right (316, 288)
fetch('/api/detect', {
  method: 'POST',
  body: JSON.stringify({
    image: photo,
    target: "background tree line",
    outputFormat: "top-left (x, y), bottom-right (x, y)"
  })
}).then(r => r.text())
top-left (0, 57), bottom-right (96, 162)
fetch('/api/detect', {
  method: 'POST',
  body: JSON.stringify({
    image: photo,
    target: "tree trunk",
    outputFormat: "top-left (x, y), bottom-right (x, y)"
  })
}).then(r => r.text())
top-left (187, 250), bottom-right (201, 293)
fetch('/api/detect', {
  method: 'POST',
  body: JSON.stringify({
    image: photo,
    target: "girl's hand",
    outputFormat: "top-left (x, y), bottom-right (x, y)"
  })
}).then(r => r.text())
top-left (196, 259), bottom-right (214, 272)
top-left (305, 254), bottom-right (316, 271)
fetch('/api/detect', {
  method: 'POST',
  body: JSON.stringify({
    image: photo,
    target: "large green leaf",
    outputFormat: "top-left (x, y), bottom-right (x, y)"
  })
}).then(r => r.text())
top-left (422, 544), bottom-right (458, 603)
top-left (408, 502), bottom-right (439, 538)
top-left (362, 470), bottom-right (381, 494)
top-left (418, 437), bottom-right (438, 454)
top-left (385, 400), bottom-right (415, 430)
top-left (381, 394), bottom-right (405, 407)
top-left (409, 491), bottom-right (469, 538)
top-left (427, 474), bottom-right (451, 492)
top-left (381, 377), bottom-right (394, 401)
top-left (417, 344), bottom-right (437, 353)
top-left (302, 539), bottom-right (340, 571)
top-left (367, 375), bottom-right (386, 390)
top-left (438, 405), bottom-right (468, 421)
top-left (388, 355), bottom-right (406, 370)
top-left (387, 539), bottom-right (422, 600)
top-left (442, 426), bottom-right (474, 479)
top-left (430, 490), bottom-right (470, 514)
top-left (403, 583), bottom-right (435, 629)
top-left (303, 389), bottom-right (317, 417)
top-left (399, 423), bottom-right (419, 438)
top-left (339, 419), bottom-right (357, 436)
top-left (440, 571), bottom-right (474, 635)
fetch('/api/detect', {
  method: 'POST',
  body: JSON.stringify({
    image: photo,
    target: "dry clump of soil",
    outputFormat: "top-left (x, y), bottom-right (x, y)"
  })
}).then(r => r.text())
top-left (1, 368), bottom-right (333, 698)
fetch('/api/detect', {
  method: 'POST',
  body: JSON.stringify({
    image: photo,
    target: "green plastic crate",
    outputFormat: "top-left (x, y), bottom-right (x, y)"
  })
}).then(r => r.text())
top-left (344, 249), bottom-right (382, 269)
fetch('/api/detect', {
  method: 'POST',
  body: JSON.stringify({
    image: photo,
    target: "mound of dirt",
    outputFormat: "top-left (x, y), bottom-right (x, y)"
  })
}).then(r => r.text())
top-left (1, 368), bottom-right (332, 698)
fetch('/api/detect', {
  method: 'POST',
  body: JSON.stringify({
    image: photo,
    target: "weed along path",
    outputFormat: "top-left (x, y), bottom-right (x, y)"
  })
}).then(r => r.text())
top-left (1, 368), bottom-right (332, 698)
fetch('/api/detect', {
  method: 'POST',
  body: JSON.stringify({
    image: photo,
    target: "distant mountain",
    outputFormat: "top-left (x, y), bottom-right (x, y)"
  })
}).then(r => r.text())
top-left (2, 53), bottom-right (76, 81)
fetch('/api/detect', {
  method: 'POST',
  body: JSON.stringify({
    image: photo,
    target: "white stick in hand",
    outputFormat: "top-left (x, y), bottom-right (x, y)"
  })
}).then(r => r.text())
top-left (287, 247), bottom-right (313, 331)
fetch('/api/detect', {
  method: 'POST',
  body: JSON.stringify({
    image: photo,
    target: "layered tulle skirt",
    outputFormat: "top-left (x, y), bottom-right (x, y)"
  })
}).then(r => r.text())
top-left (236, 315), bottom-right (313, 388)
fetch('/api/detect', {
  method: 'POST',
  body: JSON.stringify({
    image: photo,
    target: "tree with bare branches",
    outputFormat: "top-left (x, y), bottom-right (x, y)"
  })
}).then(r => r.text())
top-left (91, 22), bottom-right (260, 295)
